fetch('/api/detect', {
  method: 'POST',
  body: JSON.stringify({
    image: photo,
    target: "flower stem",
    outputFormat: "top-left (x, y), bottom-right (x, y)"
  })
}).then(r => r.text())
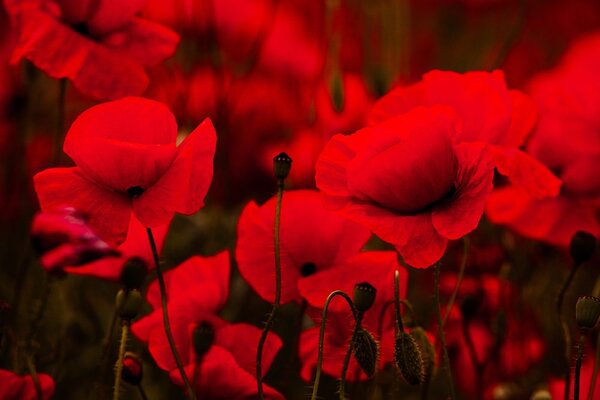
top-left (113, 321), bottom-right (129, 400)
top-left (574, 333), bottom-right (586, 400)
top-left (137, 385), bottom-right (149, 400)
top-left (394, 270), bottom-right (404, 334)
top-left (434, 262), bottom-right (456, 400)
top-left (339, 311), bottom-right (363, 400)
top-left (25, 353), bottom-right (43, 400)
top-left (557, 262), bottom-right (581, 400)
top-left (442, 237), bottom-right (470, 327)
top-left (89, 306), bottom-right (118, 400)
top-left (588, 333), bottom-right (600, 400)
top-left (256, 179), bottom-right (285, 399)
top-left (146, 228), bottom-right (195, 400)
top-left (462, 318), bottom-right (484, 400)
top-left (311, 290), bottom-right (356, 400)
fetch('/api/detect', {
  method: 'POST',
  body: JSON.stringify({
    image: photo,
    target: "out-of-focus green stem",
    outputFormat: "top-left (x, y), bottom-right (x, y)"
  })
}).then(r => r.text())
top-left (435, 262), bottom-right (456, 400)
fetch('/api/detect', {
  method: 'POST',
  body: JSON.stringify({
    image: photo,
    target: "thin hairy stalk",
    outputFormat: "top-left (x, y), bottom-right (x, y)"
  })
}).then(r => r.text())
top-left (462, 319), bottom-right (484, 400)
top-left (435, 263), bottom-right (456, 400)
top-left (339, 312), bottom-right (364, 400)
top-left (25, 354), bottom-right (43, 400)
top-left (556, 262), bottom-right (581, 400)
top-left (574, 333), bottom-right (586, 400)
top-left (310, 290), bottom-right (356, 400)
top-left (113, 322), bottom-right (129, 400)
top-left (442, 237), bottom-right (470, 327)
top-left (256, 180), bottom-right (284, 399)
top-left (589, 333), bottom-right (600, 400)
top-left (394, 270), bottom-right (404, 334)
top-left (147, 228), bottom-right (195, 400)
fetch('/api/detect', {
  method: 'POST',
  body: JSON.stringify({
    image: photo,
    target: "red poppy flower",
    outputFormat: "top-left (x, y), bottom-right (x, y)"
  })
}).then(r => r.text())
top-left (132, 252), bottom-right (284, 399)
top-left (30, 207), bottom-right (118, 272)
top-left (0, 369), bottom-right (55, 400)
top-left (5, 0), bottom-right (179, 100)
top-left (236, 189), bottom-right (371, 304)
top-left (298, 251), bottom-right (408, 382)
top-left (368, 70), bottom-right (561, 199)
top-left (33, 97), bottom-right (217, 244)
top-left (63, 215), bottom-right (169, 281)
top-left (486, 33), bottom-right (600, 246)
top-left (316, 106), bottom-right (495, 268)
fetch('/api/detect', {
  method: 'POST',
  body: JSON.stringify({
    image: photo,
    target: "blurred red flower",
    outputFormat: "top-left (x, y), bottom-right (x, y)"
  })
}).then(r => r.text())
top-left (549, 349), bottom-right (600, 400)
top-left (316, 106), bottom-right (495, 268)
top-left (33, 97), bottom-right (216, 244)
top-left (487, 33), bottom-right (600, 246)
top-left (0, 369), bottom-right (54, 400)
top-left (30, 207), bottom-right (118, 272)
top-left (368, 70), bottom-right (561, 199)
top-left (4, 0), bottom-right (179, 100)
top-left (236, 189), bottom-right (371, 304)
top-left (132, 253), bottom-right (284, 399)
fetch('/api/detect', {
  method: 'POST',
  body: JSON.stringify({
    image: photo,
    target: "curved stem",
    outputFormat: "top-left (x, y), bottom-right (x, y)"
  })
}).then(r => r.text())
top-left (588, 333), bottom-right (600, 400)
top-left (442, 237), bottom-right (470, 327)
top-left (310, 290), bottom-right (356, 400)
top-left (339, 312), bottom-right (363, 400)
top-left (113, 321), bottom-right (129, 400)
top-left (256, 180), bottom-right (285, 399)
top-left (25, 354), bottom-right (42, 400)
top-left (462, 319), bottom-right (484, 400)
top-left (137, 385), bottom-right (149, 400)
top-left (394, 270), bottom-right (404, 334)
top-left (147, 228), bottom-right (195, 400)
top-left (434, 262), bottom-right (456, 400)
top-left (557, 262), bottom-right (581, 400)
top-left (574, 333), bottom-right (587, 400)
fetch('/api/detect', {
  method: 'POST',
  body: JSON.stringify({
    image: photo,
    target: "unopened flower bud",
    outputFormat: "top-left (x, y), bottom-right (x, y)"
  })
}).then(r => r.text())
top-left (116, 289), bottom-right (143, 321)
top-left (119, 257), bottom-right (148, 290)
top-left (575, 295), bottom-right (600, 332)
top-left (122, 352), bottom-right (143, 385)
top-left (353, 282), bottom-right (377, 313)
top-left (193, 322), bottom-right (214, 359)
top-left (394, 331), bottom-right (424, 385)
top-left (352, 328), bottom-right (379, 377)
top-left (273, 152), bottom-right (292, 181)
top-left (530, 389), bottom-right (552, 400)
top-left (409, 327), bottom-right (435, 382)
top-left (569, 231), bottom-right (596, 265)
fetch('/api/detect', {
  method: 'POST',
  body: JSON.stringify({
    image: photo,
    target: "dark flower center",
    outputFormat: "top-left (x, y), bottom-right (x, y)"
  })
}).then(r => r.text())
top-left (126, 186), bottom-right (144, 198)
top-left (192, 322), bottom-right (214, 358)
top-left (72, 22), bottom-right (90, 37)
top-left (300, 262), bottom-right (317, 277)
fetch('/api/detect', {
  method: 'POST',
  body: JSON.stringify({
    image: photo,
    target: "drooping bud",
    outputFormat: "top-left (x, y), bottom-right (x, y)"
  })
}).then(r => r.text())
top-left (569, 231), bottom-right (596, 265)
top-left (394, 331), bottom-right (424, 385)
top-left (353, 282), bottom-right (377, 313)
top-left (122, 352), bottom-right (143, 385)
top-left (273, 152), bottom-right (292, 181)
top-left (119, 257), bottom-right (148, 290)
top-left (530, 389), bottom-right (552, 400)
top-left (409, 327), bottom-right (435, 382)
top-left (116, 289), bottom-right (143, 321)
top-left (352, 328), bottom-right (379, 377)
top-left (575, 295), bottom-right (600, 332)
top-left (192, 322), bottom-right (214, 359)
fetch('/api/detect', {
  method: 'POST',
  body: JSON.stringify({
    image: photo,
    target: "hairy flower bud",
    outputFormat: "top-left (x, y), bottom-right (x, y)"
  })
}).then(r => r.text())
top-left (116, 289), bottom-right (143, 321)
top-left (394, 331), bottom-right (424, 385)
top-left (409, 327), bottom-right (435, 382)
top-left (353, 282), bottom-right (377, 313)
top-left (119, 257), bottom-right (148, 290)
top-left (273, 152), bottom-right (292, 181)
top-left (569, 231), bottom-right (596, 265)
top-left (575, 295), bottom-right (600, 332)
top-left (352, 328), bottom-right (379, 377)
top-left (122, 352), bottom-right (143, 386)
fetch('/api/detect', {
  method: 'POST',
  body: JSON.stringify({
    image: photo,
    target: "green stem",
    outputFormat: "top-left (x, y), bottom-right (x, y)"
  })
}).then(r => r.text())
top-left (113, 322), bottom-right (129, 400)
top-left (557, 262), bottom-right (581, 400)
top-left (462, 319), bottom-right (484, 400)
top-left (147, 228), bottom-right (195, 400)
top-left (137, 385), bottom-right (149, 400)
top-left (25, 354), bottom-right (43, 400)
top-left (434, 262), bottom-right (456, 400)
top-left (310, 290), bottom-right (356, 400)
top-left (394, 270), bottom-right (404, 334)
top-left (339, 312), bottom-right (363, 400)
top-left (574, 333), bottom-right (586, 400)
top-left (256, 180), bottom-right (285, 399)
top-left (588, 333), bottom-right (600, 400)
top-left (442, 237), bottom-right (470, 327)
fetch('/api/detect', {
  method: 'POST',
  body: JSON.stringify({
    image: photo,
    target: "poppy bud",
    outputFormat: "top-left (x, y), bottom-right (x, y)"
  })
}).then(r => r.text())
top-left (353, 282), bottom-right (377, 313)
top-left (394, 331), bottom-right (424, 385)
top-left (409, 327), bottom-right (435, 382)
top-left (273, 152), bottom-right (292, 181)
top-left (569, 231), bottom-right (596, 265)
top-left (116, 289), bottom-right (143, 321)
top-left (352, 328), bottom-right (379, 377)
top-left (575, 295), bottom-right (600, 332)
top-left (192, 322), bottom-right (214, 359)
top-left (530, 389), bottom-right (552, 400)
top-left (119, 257), bottom-right (148, 290)
top-left (121, 352), bottom-right (143, 386)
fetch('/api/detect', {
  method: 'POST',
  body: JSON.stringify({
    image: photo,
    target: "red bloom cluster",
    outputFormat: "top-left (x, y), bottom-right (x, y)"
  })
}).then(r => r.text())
top-left (0, 369), bottom-right (55, 400)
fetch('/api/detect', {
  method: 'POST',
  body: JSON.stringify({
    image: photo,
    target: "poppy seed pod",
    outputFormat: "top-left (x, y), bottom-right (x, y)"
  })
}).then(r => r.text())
top-left (192, 322), bottom-right (215, 358)
top-left (352, 328), bottom-right (379, 377)
top-left (116, 289), bottom-right (143, 321)
top-left (353, 282), bottom-right (377, 312)
top-left (394, 331), bottom-right (425, 385)
top-left (273, 152), bottom-right (292, 181)
top-left (569, 231), bottom-right (597, 265)
top-left (575, 295), bottom-right (600, 332)
top-left (119, 257), bottom-right (148, 290)
top-left (122, 352), bottom-right (143, 386)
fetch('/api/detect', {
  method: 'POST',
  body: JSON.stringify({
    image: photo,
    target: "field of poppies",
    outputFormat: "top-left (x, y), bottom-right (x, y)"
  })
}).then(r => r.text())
top-left (0, 0), bottom-right (599, 399)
